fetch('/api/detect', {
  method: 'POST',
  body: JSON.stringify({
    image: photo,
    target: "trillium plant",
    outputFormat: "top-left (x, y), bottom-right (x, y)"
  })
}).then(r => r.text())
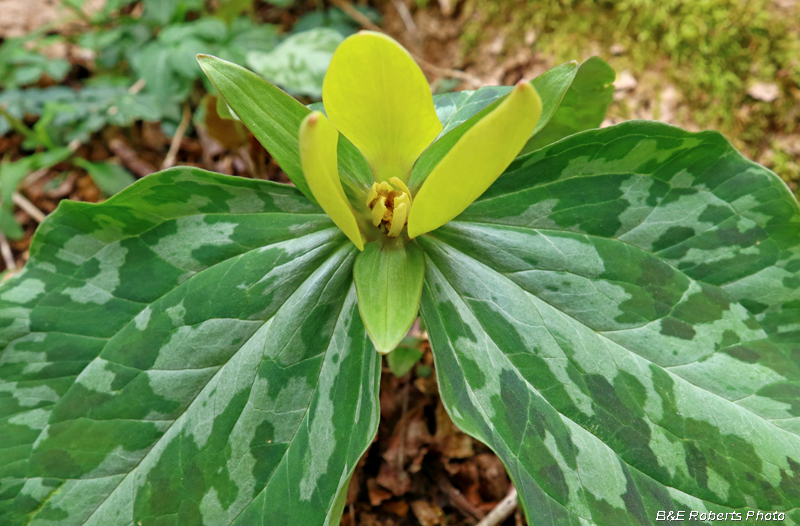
top-left (0, 30), bottom-right (798, 526)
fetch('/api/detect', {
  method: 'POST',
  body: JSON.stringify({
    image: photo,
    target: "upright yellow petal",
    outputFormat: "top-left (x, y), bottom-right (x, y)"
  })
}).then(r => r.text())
top-left (299, 112), bottom-right (365, 250)
top-left (407, 83), bottom-right (543, 239)
top-left (322, 31), bottom-right (442, 184)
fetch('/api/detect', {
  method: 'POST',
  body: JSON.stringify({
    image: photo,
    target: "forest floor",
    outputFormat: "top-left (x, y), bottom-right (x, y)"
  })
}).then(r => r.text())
top-left (1, 0), bottom-right (799, 525)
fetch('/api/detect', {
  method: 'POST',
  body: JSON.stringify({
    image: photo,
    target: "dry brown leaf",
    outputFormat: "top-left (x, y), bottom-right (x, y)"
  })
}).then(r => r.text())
top-left (382, 500), bottom-right (410, 517)
top-left (475, 453), bottom-right (510, 501)
top-left (377, 462), bottom-right (411, 496)
top-left (411, 500), bottom-right (444, 526)
top-left (435, 400), bottom-right (474, 459)
top-left (367, 477), bottom-right (393, 506)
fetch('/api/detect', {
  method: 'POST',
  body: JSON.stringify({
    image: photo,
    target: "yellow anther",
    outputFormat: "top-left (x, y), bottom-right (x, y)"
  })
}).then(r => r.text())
top-left (365, 184), bottom-right (378, 208)
top-left (388, 177), bottom-right (410, 197)
top-left (394, 192), bottom-right (411, 210)
top-left (371, 196), bottom-right (387, 226)
top-left (365, 179), bottom-right (412, 237)
top-left (389, 202), bottom-right (408, 237)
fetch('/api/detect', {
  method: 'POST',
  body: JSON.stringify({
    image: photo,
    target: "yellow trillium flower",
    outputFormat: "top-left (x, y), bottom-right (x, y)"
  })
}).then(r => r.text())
top-left (298, 31), bottom-right (543, 248)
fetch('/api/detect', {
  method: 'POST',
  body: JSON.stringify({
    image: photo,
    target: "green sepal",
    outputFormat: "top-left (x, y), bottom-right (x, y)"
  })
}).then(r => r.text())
top-left (354, 238), bottom-right (425, 354)
top-left (410, 61), bottom-right (580, 192)
top-left (197, 54), bottom-right (373, 206)
top-left (521, 56), bottom-right (615, 154)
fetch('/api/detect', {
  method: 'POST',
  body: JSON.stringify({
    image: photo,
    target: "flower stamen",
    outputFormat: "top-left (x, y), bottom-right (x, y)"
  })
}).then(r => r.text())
top-left (366, 177), bottom-right (412, 237)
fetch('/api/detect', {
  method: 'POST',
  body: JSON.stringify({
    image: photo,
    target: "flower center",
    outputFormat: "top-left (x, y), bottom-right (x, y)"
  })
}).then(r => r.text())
top-left (365, 177), bottom-right (412, 238)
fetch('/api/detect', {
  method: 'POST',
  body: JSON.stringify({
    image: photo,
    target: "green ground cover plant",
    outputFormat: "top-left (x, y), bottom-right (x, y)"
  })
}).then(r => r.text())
top-left (0, 26), bottom-right (798, 526)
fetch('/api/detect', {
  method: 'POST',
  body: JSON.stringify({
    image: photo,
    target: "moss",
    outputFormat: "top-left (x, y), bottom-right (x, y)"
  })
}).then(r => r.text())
top-left (460, 0), bottom-right (800, 191)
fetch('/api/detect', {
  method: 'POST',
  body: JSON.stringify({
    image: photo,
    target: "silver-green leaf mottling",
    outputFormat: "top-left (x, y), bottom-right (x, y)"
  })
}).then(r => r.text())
top-left (419, 121), bottom-right (800, 525)
top-left (0, 167), bottom-right (380, 526)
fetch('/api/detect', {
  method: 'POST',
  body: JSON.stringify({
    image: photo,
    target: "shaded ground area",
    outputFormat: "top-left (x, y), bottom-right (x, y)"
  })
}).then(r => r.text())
top-left (1, 1), bottom-right (798, 525)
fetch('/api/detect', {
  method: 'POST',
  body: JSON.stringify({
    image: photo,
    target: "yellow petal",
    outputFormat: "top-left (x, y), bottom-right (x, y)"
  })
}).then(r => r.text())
top-left (322, 31), bottom-right (442, 184)
top-left (299, 111), bottom-right (365, 251)
top-left (407, 82), bottom-right (543, 239)
top-left (388, 202), bottom-right (408, 237)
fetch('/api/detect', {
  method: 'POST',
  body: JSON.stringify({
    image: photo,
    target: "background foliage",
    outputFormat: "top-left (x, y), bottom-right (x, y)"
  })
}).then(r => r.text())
top-left (0, 0), bottom-right (798, 524)
top-left (458, 0), bottom-right (800, 189)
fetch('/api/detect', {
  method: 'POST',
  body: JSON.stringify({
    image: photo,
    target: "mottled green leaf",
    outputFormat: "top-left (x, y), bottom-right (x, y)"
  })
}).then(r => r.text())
top-left (292, 6), bottom-right (380, 38)
top-left (247, 28), bottom-right (343, 99)
top-left (522, 56), bottom-right (615, 154)
top-left (198, 55), bottom-right (373, 207)
top-left (410, 62), bottom-right (580, 192)
top-left (0, 167), bottom-right (380, 526)
top-left (354, 239), bottom-right (425, 354)
top-left (419, 121), bottom-right (800, 525)
top-left (222, 19), bottom-right (279, 65)
top-left (432, 61), bottom-right (578, 139)
top-left (0, 84), bottom-right (160, 144)
top-left (143, 0), bottom-right (204, 25)
top-left (130, 18), bottom-right (276, 125)
top-left (0, 38), bottom-right (70, 90)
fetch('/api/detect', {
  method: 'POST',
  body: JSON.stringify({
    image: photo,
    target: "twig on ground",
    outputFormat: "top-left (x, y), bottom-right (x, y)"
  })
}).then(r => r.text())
top-left (24, 139), bottom-right (81, 187)
top-left (162, 103), bottom-right (192, 170)
top-left (417, 60), bottom-right (483, 88)
top-left (330, 0), bottom-right (482, 88)
top-left (12, 193), bottom-right (45, 223)
top-left (128, 78), bottom-right (146, 95)
top-left (390, 0), bottom-right (419, 38)
top-left (0, 231), bottom-right (16, 271)
top-left (329, 0), bottom-right (382, 31)
top-left (108, 137), bottom-right (156, 177)
top-left (476, 486), bottom-right (518, 526)
top-left (435, 472), bottom-right (487, 521)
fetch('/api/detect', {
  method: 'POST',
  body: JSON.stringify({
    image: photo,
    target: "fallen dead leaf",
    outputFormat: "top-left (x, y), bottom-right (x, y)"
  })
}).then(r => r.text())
top-left (377, 462), bottom-right (411, 496)
top-left (435, 400), bottom-right (474, 459)
top-left (383, 500), bottom-right (410, 517)
top-left (411, 500), bottom-right (445, 526)
top-left (748, 82), bottom-right (781, 102)
top-left (475, 453), bottom-right (510, 501)
top-left (367, 477), bottom-right (393, 506)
